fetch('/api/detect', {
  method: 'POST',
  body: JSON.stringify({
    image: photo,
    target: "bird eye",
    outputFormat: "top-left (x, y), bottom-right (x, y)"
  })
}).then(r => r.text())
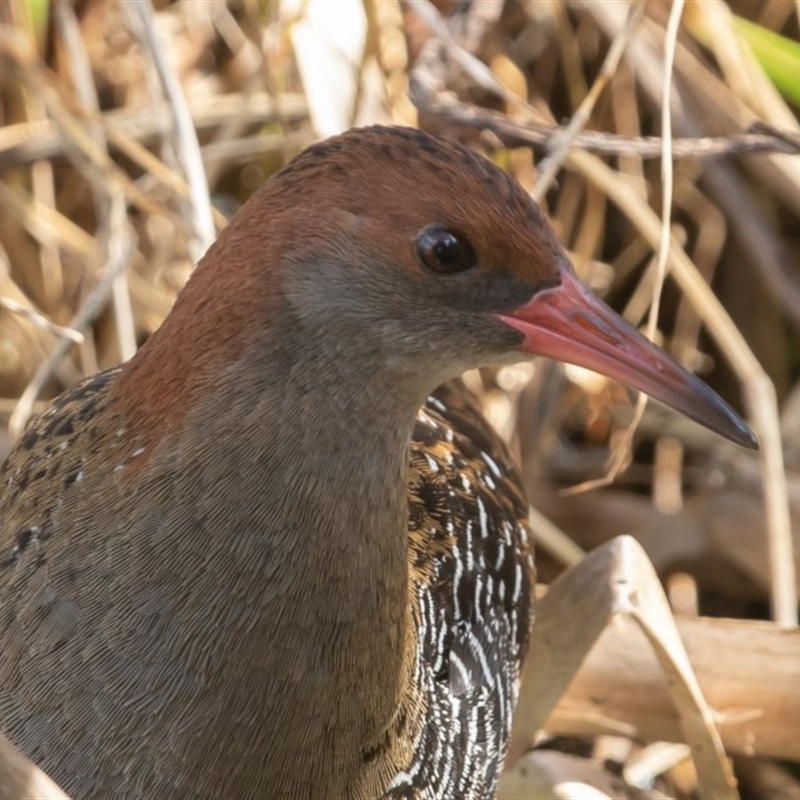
top-left (416, 227), bottom-right (476, 274)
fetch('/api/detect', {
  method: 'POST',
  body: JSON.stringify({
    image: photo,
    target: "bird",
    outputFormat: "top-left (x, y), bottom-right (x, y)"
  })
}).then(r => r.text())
top-left (0, 126), bottom-right (755, 799)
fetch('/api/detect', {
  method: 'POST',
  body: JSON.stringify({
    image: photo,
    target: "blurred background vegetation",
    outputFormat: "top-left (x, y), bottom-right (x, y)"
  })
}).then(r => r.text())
top-left (1, 1), bottom-right (800, 797)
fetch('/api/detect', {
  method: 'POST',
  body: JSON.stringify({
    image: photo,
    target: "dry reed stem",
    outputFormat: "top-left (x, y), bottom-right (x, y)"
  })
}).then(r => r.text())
top-left (559, 0), bottom-right (682, 495)
top-left (531, 2), bottom-right (644, 202)
top-left (566, 147), bottom-right (795, 626)
top-left (124, 0), bottom-right (214, 260)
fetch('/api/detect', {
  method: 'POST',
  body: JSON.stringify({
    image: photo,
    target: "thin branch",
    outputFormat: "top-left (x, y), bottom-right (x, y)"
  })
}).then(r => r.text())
top-left (0, 295), bottom-right (83, 344)
top-left (409, 74), bottom-right (800, 160)
top-left (54, 1), bottom-right (137, 364)
top-left (9, 233), bottom-right (137, 439)
top-left (0, 92), bottom-right (308, 168)
top-left (532, 2), bottom-right (644, 201)
top-left (125, 0), bottom-right (215, 260)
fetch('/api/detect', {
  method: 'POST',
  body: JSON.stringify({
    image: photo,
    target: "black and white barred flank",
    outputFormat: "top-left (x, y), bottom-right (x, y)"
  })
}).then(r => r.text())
top-left (385, 381), bottom-right (535, 798)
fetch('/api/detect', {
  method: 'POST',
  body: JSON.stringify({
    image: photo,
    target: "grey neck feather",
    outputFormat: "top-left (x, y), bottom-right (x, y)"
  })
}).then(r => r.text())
top-left (153, 311), bottom-right (425, 792)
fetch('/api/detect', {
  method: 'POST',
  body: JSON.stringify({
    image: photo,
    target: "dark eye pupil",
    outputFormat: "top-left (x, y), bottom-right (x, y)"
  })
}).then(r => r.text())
top-left (417, 227), bottom-right (475, 274)
top-left (434, 236), bottom-right (460, 263)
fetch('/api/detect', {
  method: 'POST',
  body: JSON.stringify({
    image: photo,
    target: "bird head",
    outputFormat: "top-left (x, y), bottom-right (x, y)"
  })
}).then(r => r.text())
top-left (233, 126), bottom-right (753, 448)
top-left (138, 126), bottom-right (755, 450)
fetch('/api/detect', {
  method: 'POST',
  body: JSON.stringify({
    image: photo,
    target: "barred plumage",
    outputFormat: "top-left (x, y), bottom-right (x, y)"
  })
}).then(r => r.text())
top-left (386, 382), bottom-right (534, 798)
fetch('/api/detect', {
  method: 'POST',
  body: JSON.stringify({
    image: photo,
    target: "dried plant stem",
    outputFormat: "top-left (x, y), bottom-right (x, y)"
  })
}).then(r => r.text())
top-left (406, 0), bottom-right (532, 112)
top-left (563, 0), bottom-right (684, 495)
top-left (9, 234), bottom-right (136, 440)
top-left (567, 149), bottom-right (796, 627)
top-left (527, 506), bottom-right (585, 568)
top-left (55, 1), bottom-right (136, 364)
top-left (0, 296), bottom-right (83, 343)
top-left (125, 0), bottom-right (215, 260)
top-left (410, 74), bottom-right (800, 158)
top-left (532, 2), bottom-right (644, 202)
top-left (0, 92), bottom-right (308, 168)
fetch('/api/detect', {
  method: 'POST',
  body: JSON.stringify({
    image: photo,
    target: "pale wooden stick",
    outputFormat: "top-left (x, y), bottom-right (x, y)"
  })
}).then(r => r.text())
top-left (0, 733), bottom-right (69, 800)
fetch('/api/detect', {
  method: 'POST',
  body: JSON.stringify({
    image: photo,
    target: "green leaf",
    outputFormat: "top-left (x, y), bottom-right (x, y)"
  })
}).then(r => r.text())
top-left (734, 15), bottom-right (800, 108)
